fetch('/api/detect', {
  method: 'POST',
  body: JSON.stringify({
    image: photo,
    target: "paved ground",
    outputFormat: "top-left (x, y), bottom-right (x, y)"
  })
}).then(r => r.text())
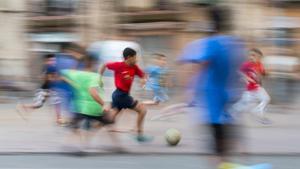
top-left (0, 86), bottom-right (299, 169)
top-left (0, 154), bottom-right (298, 169)
top-left (0, 97), bottom-right (299, 154)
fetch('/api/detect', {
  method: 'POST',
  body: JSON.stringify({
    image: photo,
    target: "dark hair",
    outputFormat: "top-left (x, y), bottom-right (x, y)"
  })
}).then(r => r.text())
top-left (250, 48), bottom-right (263, 57)
top-left (208, 5), bottom-right (231, 33)
top-left (44, 53), bottom-right (55, 59)
top-left (61, 42), bottom-right (72, 51)
top-left (123, 48), bottom-right (136, 59)
top-left (83, 55), bottom-right (97, 69)
top-left (61, 42), bottom-right (84, 54)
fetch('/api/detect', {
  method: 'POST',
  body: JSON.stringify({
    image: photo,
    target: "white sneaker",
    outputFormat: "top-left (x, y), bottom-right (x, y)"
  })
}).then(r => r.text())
top-left (260, 118), bottom-right (272, 125)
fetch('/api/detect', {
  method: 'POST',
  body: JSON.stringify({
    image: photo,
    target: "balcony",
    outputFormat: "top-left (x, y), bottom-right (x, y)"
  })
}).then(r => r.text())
top-left (116, 9), bottom-right (186, 35)
top-left (26, 15), bottom-right (81, 32)
top-left (25, 0), bottom-right (80, 32)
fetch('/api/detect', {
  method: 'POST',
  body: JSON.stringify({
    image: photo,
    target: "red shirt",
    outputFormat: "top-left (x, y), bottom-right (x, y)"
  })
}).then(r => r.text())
top-left (106, 62), bottom-right (145, 93)
top-left (240, 61), bottom-right (265, 91)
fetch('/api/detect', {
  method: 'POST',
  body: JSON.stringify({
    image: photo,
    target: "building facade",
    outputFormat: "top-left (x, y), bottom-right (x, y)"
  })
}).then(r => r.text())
top-left (0, 0), bottom-right (299, 90)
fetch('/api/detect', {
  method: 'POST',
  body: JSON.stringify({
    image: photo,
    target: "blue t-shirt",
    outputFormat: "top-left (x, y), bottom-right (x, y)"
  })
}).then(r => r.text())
top-left (45, 65), bottom-right (57, 74)
top-left (145, 65), bottom-right (168, 90)
top-left (55, 53), bottom-right (79, 72)
top-left (53, 53), bottom-right (79, 104)
top-left (41, 64), bottom-right (58, 89)
top-left (179, 35), bottom-right (246, 124)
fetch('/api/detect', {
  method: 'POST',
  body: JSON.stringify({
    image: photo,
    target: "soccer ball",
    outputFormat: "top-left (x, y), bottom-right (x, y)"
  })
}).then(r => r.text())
top-left (165, 128), bottom-right (181, 146)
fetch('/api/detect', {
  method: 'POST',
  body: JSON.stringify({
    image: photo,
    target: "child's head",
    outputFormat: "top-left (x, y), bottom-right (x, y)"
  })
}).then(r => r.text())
top-left (249, 48), bottom-right (263, 62)
top-left (123, 47), bottom-right (137, 66)
top-left (44, 54), bottom-right (56, 65)
top-left (61, 42), bottom-right (85, 60)
top-left (83, 55), bottom-right (97, 71)
top-left (153, 53), bottom-right (167, 67)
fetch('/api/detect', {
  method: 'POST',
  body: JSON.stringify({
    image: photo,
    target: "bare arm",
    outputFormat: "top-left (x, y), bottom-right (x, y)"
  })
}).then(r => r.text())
top-left (89, 87), bottom-right (105, 106)
top-left (239, 72), bottom-right (256, 84)
top-left (99, 64), bottom-right (107, 76)
top-left (98, 64), bottom-right (107, 87)
top-left (140, 75), bottom-right (148, 88)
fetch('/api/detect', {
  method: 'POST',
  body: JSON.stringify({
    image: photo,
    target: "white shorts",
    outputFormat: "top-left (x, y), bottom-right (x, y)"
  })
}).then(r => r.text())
top-left (231, 87), bottom-right (271, 117)
top-left (32, 89), bottom-right (61, 108)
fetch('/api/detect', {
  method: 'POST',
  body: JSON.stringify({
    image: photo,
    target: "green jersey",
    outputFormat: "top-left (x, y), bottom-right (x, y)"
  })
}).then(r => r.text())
top-left (62, 70), bottom-right (104, 116)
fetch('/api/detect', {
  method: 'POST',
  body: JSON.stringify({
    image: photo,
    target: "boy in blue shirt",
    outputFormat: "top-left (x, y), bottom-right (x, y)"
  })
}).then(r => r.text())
top-left (144, 54), bottom-right (170, 105)
top-left (17, 54), bottom-right (63, 124)
top-left (178, 5), bottom-right (246, 167)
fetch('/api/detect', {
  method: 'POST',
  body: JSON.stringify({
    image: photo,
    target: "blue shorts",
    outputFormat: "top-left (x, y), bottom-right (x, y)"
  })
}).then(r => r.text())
top-left (111, 89), bottom-right (138, 110)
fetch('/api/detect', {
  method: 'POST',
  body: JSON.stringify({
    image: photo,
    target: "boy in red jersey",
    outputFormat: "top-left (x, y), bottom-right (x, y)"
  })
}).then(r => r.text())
top-left (100, 48), bottom-right (151, 142)
top-left (234, 48), bottom-right (271, 124)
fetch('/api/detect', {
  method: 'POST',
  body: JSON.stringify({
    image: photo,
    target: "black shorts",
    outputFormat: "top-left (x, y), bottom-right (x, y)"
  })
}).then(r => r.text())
top-left (111, 89), bottom-right (138, 111)
top-left (70, 113), bottom-right (113, 130)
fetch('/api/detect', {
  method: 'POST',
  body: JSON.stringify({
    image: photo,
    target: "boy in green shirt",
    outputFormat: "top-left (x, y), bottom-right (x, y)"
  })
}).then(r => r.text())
top-left (62, 56), bottom-right (117, 149)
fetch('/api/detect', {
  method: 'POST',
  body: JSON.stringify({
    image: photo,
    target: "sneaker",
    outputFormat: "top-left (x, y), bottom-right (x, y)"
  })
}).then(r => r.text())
top-left (135, 135), bottom-right (154, 143)
top-left (260, 118), bottom-right (272, 125)
top-left (219, 162), bottom-right (272, 169)
top-left (57, 118), bottom-right (70, 126)
top-left (218, 162), bottom-right (242, 169)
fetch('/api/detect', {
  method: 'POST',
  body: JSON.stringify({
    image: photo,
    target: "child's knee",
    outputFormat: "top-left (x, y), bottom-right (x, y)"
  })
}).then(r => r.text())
top-left (136, 103), bottom-right (147, 115)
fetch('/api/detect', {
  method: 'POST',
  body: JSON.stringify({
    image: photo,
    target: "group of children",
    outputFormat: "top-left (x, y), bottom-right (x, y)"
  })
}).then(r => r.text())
top-left (17, 47), bottom-right (170, 148)
top-left (151, 48), bottom-right (272, 125)
top-left (16, 44), bottom-right (272, 150)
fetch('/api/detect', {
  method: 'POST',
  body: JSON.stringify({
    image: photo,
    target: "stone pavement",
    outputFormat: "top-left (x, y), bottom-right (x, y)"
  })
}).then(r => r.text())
top-left (0, 99), bottom-right (299, 155)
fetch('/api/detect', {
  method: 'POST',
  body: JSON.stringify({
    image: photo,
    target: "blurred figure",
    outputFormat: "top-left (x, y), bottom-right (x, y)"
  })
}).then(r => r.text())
top-left (55, 43), bottom-right (85, 70)
top-left (234, 48), bottom-right (271, 124)
top-left (178, 5), bottom-right (245, 168)
top-left (17, 54), bottom-right (62, 124)
top-left (54, 43), bottom-right (85, 122)
top-left (143, 53), bottom-right (170, 105)
top-left (150, 73), bottom-right (198, 121)
top-left (62, 56), bottom-right (118, 150)
top-left (99, 48), bottom-right (151, 142)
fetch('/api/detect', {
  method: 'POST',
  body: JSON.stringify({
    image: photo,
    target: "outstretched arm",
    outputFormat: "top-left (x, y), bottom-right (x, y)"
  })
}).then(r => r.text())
top-left (135, 65), bottom-right (147, 87)
top-left (89, 87), bottom-right (105, 107)
top-left (99, 64), bottom-right (107, 76)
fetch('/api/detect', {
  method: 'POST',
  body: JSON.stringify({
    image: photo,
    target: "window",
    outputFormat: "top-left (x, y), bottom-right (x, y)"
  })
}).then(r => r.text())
top-left (45, 0), bottom-right (78, 15)
top-left (27, 0), bottom-right (78, 16)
